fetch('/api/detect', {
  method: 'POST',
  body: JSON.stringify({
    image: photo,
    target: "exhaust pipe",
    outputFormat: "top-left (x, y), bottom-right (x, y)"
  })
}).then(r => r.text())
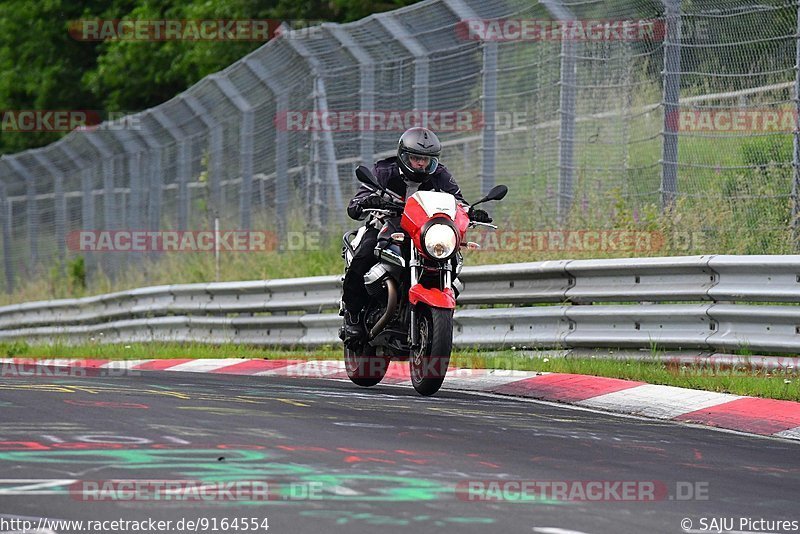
top-left (369, 278), bottom-right (398, 339)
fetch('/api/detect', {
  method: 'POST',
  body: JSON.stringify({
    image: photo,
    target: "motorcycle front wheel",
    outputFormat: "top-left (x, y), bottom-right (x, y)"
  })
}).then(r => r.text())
top-left (344, 342), bottom-right (389, 387)
top-left (410, 304), bottom-right (453, 396)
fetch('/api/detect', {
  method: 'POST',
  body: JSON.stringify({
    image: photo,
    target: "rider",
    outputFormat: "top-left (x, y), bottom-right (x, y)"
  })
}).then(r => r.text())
top-left (339, 127), bottom-right (493, 344)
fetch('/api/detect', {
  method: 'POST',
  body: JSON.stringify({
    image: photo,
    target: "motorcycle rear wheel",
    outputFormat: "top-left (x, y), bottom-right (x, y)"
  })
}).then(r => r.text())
top-left (410, 305), bottom-right (453, 396)
top-left (344, 342), bottom-right (389, 387)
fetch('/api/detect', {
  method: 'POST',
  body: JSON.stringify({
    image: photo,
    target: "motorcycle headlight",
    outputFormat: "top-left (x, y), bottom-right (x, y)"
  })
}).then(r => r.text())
top-left (423, 223), bottom-right (458, 260)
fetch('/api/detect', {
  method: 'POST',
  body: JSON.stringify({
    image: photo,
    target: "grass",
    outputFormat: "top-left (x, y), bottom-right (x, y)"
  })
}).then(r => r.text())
top-left (2, 342), bottom-right (798, 402)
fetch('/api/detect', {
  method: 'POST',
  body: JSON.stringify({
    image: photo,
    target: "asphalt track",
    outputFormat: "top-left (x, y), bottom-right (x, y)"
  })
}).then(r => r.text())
top-left (0, 371), bottom-right (798, 534)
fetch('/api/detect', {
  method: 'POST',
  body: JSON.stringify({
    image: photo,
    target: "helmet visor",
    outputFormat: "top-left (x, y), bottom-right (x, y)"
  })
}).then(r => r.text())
top-left (400, 151), bottom-right (439, 174)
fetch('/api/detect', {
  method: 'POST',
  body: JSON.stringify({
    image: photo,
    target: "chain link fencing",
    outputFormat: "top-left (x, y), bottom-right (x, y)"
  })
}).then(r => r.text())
top-left (0, 0), bottom-right (798, 299)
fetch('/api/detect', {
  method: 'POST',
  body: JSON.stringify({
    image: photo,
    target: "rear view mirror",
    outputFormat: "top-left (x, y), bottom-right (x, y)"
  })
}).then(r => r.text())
top-left (355, 165), bottom-right (379, 189)
top-left (473, 184), bottom-right (509, 206)
top-left (485, 185), bottom-right (508, 202)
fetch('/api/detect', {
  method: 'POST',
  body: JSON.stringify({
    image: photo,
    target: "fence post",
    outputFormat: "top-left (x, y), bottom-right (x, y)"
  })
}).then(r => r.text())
top-left (80, 168), bottom-right (96, 276)
top-left (481, 41), bottom-right (498, 193)
top-left (109, 126), bottom-right (150, 271)
top-left (212, 75), bottom-right (254, 231)
top-left (541, 0), bottom-right (577, 225)
top-left (661, 0), bottom-right (682, 211)
top-left (32, 153), bottom-right (66, 272)
top-left (792, 0), bottom-right (800, 248)
top-left (0, 180), bottom-right (12, 294)
top-left (327, 25), bottom-right (376, 166)
top-left (6, 158), bottom-right (38, 274)
top-left (84, 133), bottom-right (120, 279)
top-left (103, 158), bottom-right (117, 260)
top-left (284, 31), bottom-right (344, 229)
top-left (60, 142), bottom-right (97, 282)
top-left (151, 109), bottom-right (189, 229)
top-left (181, 94), bottom-right (223, 226)
top-left (377, 15), bottom-right (429, 111)
top-left (243, 57), bottom-right (290, 240)
top-left (442, 0), bottom-right (495, 192)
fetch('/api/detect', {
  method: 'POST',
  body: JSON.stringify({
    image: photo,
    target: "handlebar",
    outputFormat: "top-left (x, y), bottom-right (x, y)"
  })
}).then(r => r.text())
top-left (363, 208), bottom-right (397, 216)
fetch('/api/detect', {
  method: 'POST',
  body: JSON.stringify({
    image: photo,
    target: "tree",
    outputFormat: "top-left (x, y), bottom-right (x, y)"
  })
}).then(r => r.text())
top-left (0, 0), bottom-right (423, 155)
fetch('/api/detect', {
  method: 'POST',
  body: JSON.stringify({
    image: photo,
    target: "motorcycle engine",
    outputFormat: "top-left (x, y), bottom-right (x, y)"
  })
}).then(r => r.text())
top-left (364, 305), bottom-right (386, 331)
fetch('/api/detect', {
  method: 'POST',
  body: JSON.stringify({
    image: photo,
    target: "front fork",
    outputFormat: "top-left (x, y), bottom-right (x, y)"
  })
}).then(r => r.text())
top-left (409, 248), bottom-right (452, 351)
top-left (410, 247), bottom-right (420, 350)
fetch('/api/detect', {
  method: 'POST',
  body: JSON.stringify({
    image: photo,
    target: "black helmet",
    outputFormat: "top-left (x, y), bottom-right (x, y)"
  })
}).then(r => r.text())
top-left (397, 127), bottom-right (441, 183)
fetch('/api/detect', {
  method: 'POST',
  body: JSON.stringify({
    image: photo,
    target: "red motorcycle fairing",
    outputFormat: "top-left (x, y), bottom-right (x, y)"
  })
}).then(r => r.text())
top-left (401, 193), bottom-right (470, 259)
top-left (408, 284), bottom-right (456, 309)
top-left (400, 194), bottom-right (431, 248)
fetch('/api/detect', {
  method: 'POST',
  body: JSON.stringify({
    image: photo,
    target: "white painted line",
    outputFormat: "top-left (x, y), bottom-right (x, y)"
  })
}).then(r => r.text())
top-left (577, 383), bottom-right (741, 420)
top-left (100, 359), bottom-right (154, 369)
top-left (161, 358), bottom-right (251, 373)
top-left (2, 359), bottom-right (76, 367)
top-left (774, 425), bottom-right (800, 440)
top-left (0, 479), bottom-right (75, 495)
top-left (444, 369), bottom-right (544, 391)
top-left (256, 360), bottom-right (346, 378)
top-left (533, 528), bottom-right (594, 534)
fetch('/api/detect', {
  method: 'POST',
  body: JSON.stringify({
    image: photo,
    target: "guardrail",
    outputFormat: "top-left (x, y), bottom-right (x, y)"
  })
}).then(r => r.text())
top-left (1, 255), bottom-right (799, 353)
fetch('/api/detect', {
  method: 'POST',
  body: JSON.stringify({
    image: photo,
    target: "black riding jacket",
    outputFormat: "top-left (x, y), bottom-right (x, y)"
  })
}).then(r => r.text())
top-left (347, 157), bottom-right (467, 220)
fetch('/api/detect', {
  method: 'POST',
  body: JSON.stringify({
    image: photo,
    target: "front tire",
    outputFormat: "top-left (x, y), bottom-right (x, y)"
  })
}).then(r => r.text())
top-left (410, 305), bottom-right (453, 396)
top-left (344, 343), bottom-right (389, 387)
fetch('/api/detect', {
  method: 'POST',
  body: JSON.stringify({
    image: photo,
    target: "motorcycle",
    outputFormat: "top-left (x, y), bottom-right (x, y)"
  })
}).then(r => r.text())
top-left (340, 165), bottom-right (507, 396)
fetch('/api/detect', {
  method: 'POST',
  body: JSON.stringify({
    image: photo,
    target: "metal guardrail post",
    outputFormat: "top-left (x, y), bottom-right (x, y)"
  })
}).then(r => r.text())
top-left (326, 24), bottom-right (376, 166)
top-left (283, 31), bottom-right (344, 229)
top-left (542, 0), bottom-right (577, 225)
top-left (243, 57), bottom-right (290, 240)
top-left (661, 0), bottom-right (682, 211)
top-left (0, 179), bottom-right (12, 293)
top-left (211, 75), bottom-right (255, 231)
top-left (6, 157), bottom-right (38, 274)
top-left (181, 94), bottom-right (223, 224)
top-left (32, 152), bottom-right (66, 271)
